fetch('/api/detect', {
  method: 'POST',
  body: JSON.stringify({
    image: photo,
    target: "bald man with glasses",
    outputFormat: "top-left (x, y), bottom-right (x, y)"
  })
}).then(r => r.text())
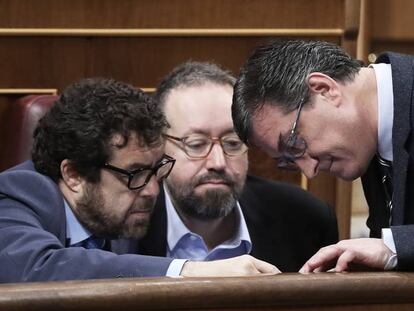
top-left (137, 61), bottom-right (338, 272)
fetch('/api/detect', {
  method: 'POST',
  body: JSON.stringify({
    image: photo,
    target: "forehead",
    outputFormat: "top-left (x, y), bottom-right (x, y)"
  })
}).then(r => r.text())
top-left (109, 133), bottom-right (164, 167)
top-left (250, 104), bottom-right (294, 156)
top-left (163, 82), bottom-right (234, 135)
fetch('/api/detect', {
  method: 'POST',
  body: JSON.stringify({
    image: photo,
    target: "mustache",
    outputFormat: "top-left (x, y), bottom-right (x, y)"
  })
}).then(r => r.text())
top-left (127, 198), bottom-right (155, 215)
top-left (194, 171), bottom-right (236, 187)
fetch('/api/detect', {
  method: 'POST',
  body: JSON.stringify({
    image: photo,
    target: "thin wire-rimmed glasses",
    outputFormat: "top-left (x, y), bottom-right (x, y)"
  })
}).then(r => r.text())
top-left (163, 133), bottom-right (248, 159)
top-left (102, 154), bottom-right (175, 190)
top-left (276, 98), bottom-right (307, 171)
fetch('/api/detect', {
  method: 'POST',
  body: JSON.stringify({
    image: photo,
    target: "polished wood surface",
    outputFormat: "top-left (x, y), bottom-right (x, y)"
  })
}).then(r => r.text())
top-left (0, 273), bottom-right (413, 310)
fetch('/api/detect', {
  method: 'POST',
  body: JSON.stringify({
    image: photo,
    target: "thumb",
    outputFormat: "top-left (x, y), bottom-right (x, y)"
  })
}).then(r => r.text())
top-left (252, 257), bottom-right (281, 274)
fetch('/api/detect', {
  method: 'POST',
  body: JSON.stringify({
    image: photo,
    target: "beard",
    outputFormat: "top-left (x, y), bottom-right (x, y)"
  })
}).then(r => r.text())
top-left (166, 170), bottom-right (246, 220)
top-left (74, 183), bottom-right (155, 240)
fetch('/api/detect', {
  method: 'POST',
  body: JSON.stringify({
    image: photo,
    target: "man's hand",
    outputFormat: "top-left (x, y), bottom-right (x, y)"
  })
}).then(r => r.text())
top-left (299, 238), bottom-right (394, 273)
top-left (180, 255), bottom-right (280, 277)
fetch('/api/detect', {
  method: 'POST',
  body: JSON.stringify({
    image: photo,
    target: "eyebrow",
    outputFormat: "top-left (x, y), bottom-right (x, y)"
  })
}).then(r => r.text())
top-left (123, 156), bottom-right (164, 171)
top-left (182, 128), bottom-right (237, 137)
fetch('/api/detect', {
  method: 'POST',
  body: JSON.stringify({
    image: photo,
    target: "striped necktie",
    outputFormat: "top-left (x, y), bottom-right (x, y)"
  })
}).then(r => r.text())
top-left (378, 156), bottom-right (393, 222)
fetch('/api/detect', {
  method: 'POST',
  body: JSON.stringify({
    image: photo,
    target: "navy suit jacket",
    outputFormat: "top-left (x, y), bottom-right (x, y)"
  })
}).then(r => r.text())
top-left (138, 175), bottom-right (338, 272)
top-left (0, 161), bottom-right (173, 283)
top-left (362, 52), bottom-right (414, 270)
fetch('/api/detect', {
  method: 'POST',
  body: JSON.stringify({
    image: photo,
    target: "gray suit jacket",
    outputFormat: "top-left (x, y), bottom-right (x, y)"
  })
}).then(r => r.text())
top-left (362, 52), bottom-right (414, 270)
top-left (0, 161), bottom-right (173, 283)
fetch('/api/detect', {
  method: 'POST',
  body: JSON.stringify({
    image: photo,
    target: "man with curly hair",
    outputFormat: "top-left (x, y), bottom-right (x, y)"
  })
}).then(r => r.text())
top-left (0, 78), bottom-right (278, 283)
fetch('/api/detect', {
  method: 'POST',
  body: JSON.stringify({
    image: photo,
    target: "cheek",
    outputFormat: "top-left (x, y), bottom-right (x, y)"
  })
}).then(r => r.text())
top-left (101, 189), bottom-right (135, 216)
top-left (227, 156), bottom-right (248, 177)
top-left (168, 157), bottom-right (203, 183)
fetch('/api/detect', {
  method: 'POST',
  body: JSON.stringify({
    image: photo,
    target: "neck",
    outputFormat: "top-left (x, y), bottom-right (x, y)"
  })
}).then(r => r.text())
top-left (175, 206), bottom-right (238, 251)
top-left (348, 68), bottom-right (379, 149)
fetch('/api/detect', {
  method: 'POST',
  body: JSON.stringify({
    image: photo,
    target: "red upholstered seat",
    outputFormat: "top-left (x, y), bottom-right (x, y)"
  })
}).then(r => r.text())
top-left (0, 95), bottom-right (58, 171)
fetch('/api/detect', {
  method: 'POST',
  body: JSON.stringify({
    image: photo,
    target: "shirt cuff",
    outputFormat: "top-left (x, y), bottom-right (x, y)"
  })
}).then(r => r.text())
top-left (381, 228), bottom-right (398, 270)
top-left (165, 259), bottom-right (188, 277)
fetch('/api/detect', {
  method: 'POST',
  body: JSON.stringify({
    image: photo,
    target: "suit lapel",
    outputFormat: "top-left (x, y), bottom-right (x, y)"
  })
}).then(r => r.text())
top-left (377, 53), bottom-right (414, 224)
top-left (361, 158), bottom-right (391, 236)
top-left (239, 183), bottom-right (269, 259)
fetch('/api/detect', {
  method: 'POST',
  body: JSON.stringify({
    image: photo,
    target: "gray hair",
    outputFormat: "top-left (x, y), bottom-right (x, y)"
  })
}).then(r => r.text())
top-left (232, 39), bottom-right (362, 144)
top-left (155, 61), bottom-right (236, 108)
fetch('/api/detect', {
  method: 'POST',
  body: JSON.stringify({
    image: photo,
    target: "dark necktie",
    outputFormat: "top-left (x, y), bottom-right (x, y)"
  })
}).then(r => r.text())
top-left (378, 156), bottom-right (393, 222)
top-left (71, 236), bottom-right (106, 249)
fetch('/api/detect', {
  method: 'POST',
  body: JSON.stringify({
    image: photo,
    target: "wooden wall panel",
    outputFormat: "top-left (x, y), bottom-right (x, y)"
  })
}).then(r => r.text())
top-left (363, 0), bottom-right (414, 57)
top-left (0, 35), bottom-right (341, 90)
top-left (0, 0), bottom-right (344, 29)
top-left (371, 0), bottom-right (414, 41)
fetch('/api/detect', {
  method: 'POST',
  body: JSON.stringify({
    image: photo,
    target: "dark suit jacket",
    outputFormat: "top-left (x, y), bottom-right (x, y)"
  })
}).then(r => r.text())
top-left (0, 161), bottom-right (173, 283)
top-left (362, 52), bottom-right (414, 270)
top-left (138, 175), bottom-right (338, 272)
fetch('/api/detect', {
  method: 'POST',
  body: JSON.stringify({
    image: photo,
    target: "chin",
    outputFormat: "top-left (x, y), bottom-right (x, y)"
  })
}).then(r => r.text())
top-left (335, 166), bottom-right (364, 181)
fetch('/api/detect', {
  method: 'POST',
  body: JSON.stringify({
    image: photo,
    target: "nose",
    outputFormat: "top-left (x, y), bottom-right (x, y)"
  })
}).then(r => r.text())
top-left (205, 142), bottom-right (227, 170)
top-left (295, 155), bottom-right (319, 179)
top-left (139, 174), bottom-right (160, 197)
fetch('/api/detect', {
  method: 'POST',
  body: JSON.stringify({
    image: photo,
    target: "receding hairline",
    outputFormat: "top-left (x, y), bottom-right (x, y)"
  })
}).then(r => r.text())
top-left (160, 80), bottom-right (234, 109)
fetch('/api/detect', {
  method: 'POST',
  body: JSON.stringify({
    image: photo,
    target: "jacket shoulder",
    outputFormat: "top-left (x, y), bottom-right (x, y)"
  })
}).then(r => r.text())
top-left (242, 175), bottom-right (334, 219)
top-left (0, 160), bottom-right (64, 229)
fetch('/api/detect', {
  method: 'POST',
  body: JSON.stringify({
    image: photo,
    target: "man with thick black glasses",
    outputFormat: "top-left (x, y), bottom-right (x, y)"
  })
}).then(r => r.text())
top-left (138, 61), bottom-right (338, 272)
top-left (0, 78), bottom-right (279, 283)
top-left (232, 39), bottom-right (414, 272)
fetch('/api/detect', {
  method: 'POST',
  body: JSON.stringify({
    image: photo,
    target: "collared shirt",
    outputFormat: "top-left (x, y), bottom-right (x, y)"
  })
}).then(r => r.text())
top-left (64, 200), bottom-right (92, 246)
top-left (164, 185), bottom-right (252, 261)
top-left (371, 63), bottom-right (397, 269)
top-left (64, 199), bottom-right (185, 276)
top-left (372, 63), bottom-right (394, 161)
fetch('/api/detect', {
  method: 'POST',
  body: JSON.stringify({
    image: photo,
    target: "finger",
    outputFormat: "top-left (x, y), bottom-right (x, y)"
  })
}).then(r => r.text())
top-left (334, 250), bottom-right (356, 272)
top-left (252, 257), bottom-right (281, 274)
top-left (300, 246), bottom-right (343, 273)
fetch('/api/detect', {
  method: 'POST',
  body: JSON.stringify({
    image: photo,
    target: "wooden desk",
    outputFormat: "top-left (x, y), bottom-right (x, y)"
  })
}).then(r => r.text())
top-left (1, 272), bottom-right (413, 310)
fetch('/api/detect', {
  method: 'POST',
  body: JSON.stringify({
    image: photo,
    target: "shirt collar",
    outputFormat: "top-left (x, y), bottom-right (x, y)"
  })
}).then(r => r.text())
top-left (163, 184), bottom-right (251, 252)
top-left (371, 63), bottom-right (394, 161)
top-left (64, 199), bottom-right (92, 245)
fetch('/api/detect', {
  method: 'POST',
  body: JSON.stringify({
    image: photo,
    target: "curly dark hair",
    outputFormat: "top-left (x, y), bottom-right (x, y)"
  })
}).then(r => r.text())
top-left (32, 78), bottom-right (167, 183)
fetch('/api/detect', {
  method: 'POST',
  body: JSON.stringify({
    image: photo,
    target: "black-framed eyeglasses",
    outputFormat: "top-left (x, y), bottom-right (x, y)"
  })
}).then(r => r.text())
top-left (276, 98), bottom-right (307, 171)
top-left (102, 154), bottom-right (175, 190)
top-left (163, 133), bottom-right (248, 159)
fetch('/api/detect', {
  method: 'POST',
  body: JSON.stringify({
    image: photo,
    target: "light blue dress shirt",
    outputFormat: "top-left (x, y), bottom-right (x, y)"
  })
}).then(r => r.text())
top-left (64, 200), bottom-right (92, 246)
top-left (164, 186), bottom-right (252, 261)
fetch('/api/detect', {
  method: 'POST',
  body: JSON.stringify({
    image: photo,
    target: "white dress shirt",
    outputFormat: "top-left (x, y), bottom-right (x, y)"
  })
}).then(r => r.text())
top-left (371, 63), bottom-right (397, 269)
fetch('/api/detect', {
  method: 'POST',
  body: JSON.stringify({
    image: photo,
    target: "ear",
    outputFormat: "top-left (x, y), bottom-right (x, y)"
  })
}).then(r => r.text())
top-left (307, 72), bottom-right (341, 106)
top-left (60, 159), bottom-right (84, 192)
